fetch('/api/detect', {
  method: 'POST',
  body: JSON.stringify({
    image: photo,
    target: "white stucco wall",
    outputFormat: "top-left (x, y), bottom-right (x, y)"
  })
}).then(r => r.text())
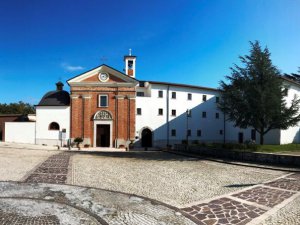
top-left (136, 83), bottom-right (224, 147)
top-left (280, 82), bottom-right (300, 144)
top-left (35, 106), bottom-right (70, 146)
top-left (5, 122), bottom-right (36, 144)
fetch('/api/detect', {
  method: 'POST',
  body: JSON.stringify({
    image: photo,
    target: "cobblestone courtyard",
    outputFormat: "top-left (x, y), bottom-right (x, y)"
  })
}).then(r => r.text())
top-left (0, 143), bottom-right (299, 224)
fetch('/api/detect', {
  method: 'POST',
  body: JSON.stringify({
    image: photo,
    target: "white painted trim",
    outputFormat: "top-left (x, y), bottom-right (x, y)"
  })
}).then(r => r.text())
top-left (93, 120), bottom-right (113, 148)
top-left (67, 65), bottom-right (138, 84)
top-left (98, 94), bottom-right (108, 107)
top-left (69, 82), bottom-right (136, 87)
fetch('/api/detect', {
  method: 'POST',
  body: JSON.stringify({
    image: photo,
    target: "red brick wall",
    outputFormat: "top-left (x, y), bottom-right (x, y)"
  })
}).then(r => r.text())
top-left (70, 86), bottom-right (136, 147)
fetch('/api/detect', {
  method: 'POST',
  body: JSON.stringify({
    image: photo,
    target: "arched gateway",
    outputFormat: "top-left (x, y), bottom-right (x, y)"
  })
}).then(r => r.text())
top-left (93, 110), bottom-right (113, 147)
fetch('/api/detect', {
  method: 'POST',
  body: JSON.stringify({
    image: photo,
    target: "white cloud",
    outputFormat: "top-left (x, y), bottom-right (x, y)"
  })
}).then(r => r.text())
top-left (61, 63), bottom-right (84, 72)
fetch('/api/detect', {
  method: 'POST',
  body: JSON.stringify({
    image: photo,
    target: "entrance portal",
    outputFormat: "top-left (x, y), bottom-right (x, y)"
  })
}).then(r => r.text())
top-left (96, 125), bottom-right (110, 147)
top-left (141, 128), bottom-right (152, 147)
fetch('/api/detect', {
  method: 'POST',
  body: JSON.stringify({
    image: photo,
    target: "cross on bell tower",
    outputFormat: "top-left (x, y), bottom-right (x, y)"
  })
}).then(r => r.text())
top-left (124, 49), bottom-right (137, 78)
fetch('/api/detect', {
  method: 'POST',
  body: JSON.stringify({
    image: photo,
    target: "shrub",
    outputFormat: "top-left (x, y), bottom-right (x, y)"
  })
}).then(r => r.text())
top-left (192, 140), bottom-right (199, 145)
top-left (74, 137), bottom-right (83, 144)
top-left (182, 140), bottom-right (187, 145)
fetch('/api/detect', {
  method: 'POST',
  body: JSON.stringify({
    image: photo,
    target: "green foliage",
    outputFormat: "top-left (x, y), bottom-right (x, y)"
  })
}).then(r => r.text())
top-left (74, 137), bottom-right (83, 144)
top-left (218, 41), bottom-right (300, 144)
top-left (0, 101), bottom-right (35, 114)
top-left (192, 140), bottom-right (199, 145)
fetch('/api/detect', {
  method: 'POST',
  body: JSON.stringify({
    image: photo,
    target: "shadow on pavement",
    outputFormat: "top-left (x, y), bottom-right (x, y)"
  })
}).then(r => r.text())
top-left (75, 150), bottom-right (201, 161)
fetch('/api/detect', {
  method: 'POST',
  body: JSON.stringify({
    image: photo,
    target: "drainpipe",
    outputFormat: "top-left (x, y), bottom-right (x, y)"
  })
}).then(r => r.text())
top-left (223, 112), bottom-right (226, 144)
top-left (167, 85), bottom-right (170, 146)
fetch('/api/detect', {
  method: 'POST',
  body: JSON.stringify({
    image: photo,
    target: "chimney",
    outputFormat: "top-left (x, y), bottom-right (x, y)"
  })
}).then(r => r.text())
top-left (124, 49), bottom-right (137, 78)
top-left (56, 81), bottom-right (64, 91)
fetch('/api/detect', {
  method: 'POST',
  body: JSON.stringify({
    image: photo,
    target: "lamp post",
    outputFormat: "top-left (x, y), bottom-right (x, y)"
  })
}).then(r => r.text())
top-left (186, 109), bottom-right (191, 147)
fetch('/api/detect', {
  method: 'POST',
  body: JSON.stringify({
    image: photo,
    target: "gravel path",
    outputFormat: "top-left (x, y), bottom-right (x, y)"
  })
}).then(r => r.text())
top-left (0, 148), bottom-right (57, 181)
top-left (70, 151), bottom-right (286, 207)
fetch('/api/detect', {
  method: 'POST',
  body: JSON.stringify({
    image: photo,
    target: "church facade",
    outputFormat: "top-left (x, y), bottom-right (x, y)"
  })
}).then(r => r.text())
top-left (4, 53), bottom-right (300, 148)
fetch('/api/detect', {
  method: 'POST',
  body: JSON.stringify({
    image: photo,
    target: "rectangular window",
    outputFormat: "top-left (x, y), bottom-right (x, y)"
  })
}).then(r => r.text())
top-left (158, 90), bottom-right (163, 98)
top-left (197, 130), bottom-right (202, 137)
top-left (98, 95), bottom-right (108, 107)
top-left (188, 93), bottom-right (192, 100)
top-left (187, 129), bottom-right (191, 136)
top-left (139, 81), bottom-right (145, 87)
top-left (215, 113), bottom-right (219, 119)
top-left (203, 95), bottom-right (207, 102)
top-left (219, 130), bottom-right (223, 135)
top-left (172, 92), bottom-right (176, 99)
top-left (251, 129), bottom-right (256, 141)
top-left (158, 108), bottom-right (163, 115)
top-left (137, 108), bottom-right (142, 115)
top-left (216, 96), bottom-right (220, 103)
top-left (171, 129), bottom-right (176, 137)
top-left (202, 111), bottom-right (207, 118)
top-left (171, 109), bottom-right (176, 116)
top-left (137, 92), bottom-right (145, 97)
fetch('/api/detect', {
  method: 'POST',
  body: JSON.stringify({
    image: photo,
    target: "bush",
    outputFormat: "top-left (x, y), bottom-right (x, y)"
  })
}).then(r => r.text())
top-left (74, 137), bottom-right (83, 144)
top-left (182, 140), bottom-right (187, 145)
top-left (192, 140), bottom-right (199, 145)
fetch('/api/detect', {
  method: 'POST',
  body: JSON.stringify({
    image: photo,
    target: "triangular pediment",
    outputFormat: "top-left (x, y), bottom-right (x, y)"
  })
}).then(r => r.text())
top-left (67, 64), bottom-right (138, 86)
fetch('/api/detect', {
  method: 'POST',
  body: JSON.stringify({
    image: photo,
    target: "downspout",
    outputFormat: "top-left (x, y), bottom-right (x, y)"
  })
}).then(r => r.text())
top-left (167, 85), bottom-right (170, 146)
top-left (82, 96), bottom-right (84, 138)
top-left (115, 87), bottom-right (119, 148)
top-left (223, 112), bottom-right (226, 144)
top-left (128, 96), bottom-right (130, 141)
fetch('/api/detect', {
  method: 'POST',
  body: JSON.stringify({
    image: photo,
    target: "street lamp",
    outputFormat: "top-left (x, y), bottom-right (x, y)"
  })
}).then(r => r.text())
top-left (186, 109), bottom-right (191, 147)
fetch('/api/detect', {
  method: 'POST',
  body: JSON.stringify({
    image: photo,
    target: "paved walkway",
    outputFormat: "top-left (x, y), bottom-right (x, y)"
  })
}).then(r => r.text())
top-left (182, 173), bottom-right (300, 224)
top-left (0, 150), bottom-right (299, 224)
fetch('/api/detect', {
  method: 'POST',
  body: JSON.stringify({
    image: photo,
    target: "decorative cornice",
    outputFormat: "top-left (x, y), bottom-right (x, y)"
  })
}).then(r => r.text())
top-left (82, 95), bottom-right (92, 99)
top-left (70, 94), bottom-right (80, 99)
top-left (69, 82), bottom-right (136, 87)
top-left (115, 95), bottom-right (125, 99)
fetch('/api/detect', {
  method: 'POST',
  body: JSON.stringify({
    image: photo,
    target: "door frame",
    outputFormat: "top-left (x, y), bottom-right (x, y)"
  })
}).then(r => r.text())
top-left (93, 120), bottom-right (112, 147)
top-left (140, 127), bottom-right (153, 147)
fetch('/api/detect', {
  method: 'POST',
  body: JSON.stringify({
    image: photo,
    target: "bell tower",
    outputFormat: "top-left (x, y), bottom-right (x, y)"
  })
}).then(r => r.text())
top-left (124, 49), bottom-right (136, 78)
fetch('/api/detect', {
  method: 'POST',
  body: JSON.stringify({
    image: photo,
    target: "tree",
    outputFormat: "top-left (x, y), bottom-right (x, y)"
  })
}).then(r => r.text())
top-left (0, 101), bottom-right (35, 114)
top-left (218, 41), bottom-right (300, 145)
top-left (283, 67), bottom-right (300, 83)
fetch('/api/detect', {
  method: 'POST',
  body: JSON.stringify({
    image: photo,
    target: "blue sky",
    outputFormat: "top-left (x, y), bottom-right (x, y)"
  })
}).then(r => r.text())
top-left (0, 0), bottom-right (299, 104)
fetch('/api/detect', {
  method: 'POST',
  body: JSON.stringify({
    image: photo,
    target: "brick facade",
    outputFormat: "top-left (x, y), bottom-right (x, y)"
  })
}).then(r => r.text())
top-left (68, 67), bottom-right (137, 148)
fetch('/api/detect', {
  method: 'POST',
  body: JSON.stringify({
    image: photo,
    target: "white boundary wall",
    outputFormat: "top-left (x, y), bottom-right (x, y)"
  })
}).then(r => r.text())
top-left (5, 122), bottom-right (35, 144)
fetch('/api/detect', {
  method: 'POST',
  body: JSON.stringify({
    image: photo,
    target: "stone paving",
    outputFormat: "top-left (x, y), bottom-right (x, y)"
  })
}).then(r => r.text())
top-left (182, 173), bottom-right (300, 225)
top-left (0, 145), bottom-right (300, 224)
top-left (24, 152), bottom-right (72, 184)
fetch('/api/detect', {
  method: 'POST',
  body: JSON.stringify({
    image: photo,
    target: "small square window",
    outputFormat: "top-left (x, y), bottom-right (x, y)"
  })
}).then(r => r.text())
top-left (128, 60), bottom-right (133, 69)
top-left (251, 129), bottom-right (256, 141)
top-left (137, 108), bottom-right (142, 115)
top-left (158, 90), bottom-right (163, 98)
top-left (216, 96), bottom-right (219, 103)
top-left (203, 95), bottom-right (207, 102)
top-left (188, 93), bottom-right (192, 100)
top-left (137, 92), bottom-right (145, 97)
top-left (197, 130), bottom-right (202, 137)
top-left (99, 95), bottom-right (108, 107)
top-left (158, 108), bottom-right (163, 115)
top-left (187, 129), bottom-right (191, 136)
top-left (219, 130), bottom-right (223, 135)
top-left (172, 92), bottom-right (176, 99)
top-left (202, 111), bottom-right (207, 118)
top-left (171, 129), bottom-right (176, 136)
top-left (171, 109), bottom-right (176, 116)
top-left (216, 113), bottom-right (219, 119)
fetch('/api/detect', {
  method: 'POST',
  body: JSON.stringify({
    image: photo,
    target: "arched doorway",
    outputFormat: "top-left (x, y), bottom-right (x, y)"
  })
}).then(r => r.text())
top-left (141, 128), bottom-right (152, 147)
top-left (93, 110), bottom-right (113, 148)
